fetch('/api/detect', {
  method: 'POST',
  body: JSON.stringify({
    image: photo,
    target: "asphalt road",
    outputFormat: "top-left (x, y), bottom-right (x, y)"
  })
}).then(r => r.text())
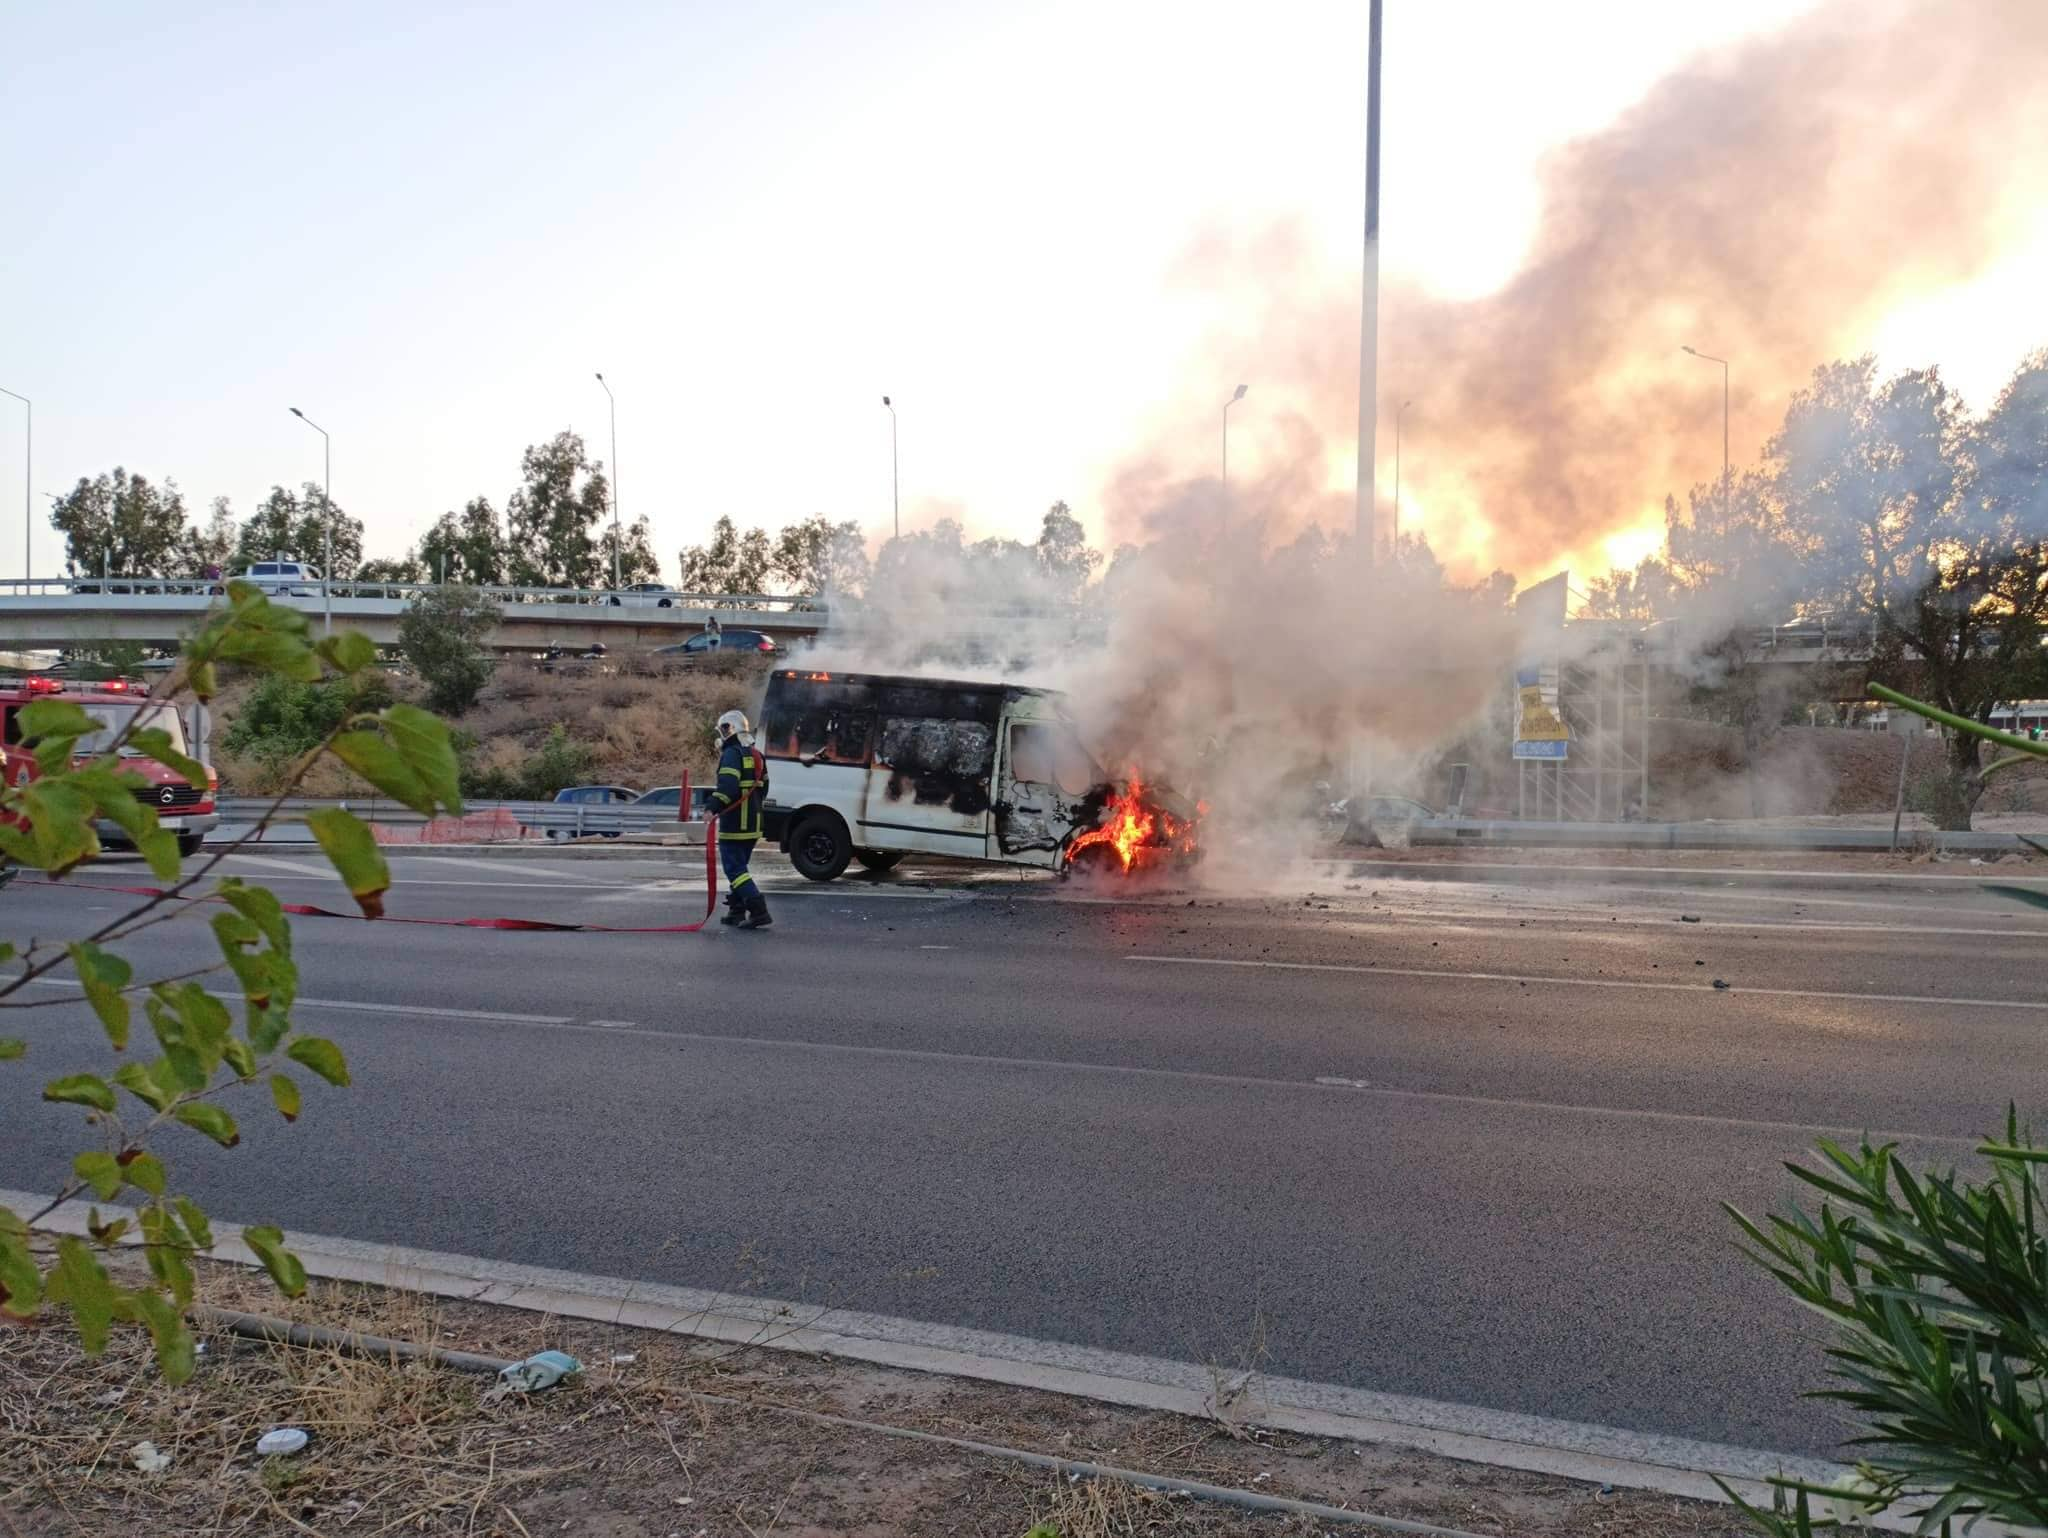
top-left (5, 845), bottom-right (2046, 1460)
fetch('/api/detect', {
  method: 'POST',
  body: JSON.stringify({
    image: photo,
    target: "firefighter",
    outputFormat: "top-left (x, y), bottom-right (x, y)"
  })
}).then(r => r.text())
top-left (711, 710), bottom-right (771, 928)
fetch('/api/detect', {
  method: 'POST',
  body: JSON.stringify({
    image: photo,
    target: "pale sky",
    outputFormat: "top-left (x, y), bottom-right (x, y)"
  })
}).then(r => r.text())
top-left (2, 0), bottom-right (2036, 585)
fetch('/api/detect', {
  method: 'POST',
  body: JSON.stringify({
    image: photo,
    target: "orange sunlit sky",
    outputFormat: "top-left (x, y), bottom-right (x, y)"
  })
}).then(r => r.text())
top-left (2, 0), bottom-right (2041, 588)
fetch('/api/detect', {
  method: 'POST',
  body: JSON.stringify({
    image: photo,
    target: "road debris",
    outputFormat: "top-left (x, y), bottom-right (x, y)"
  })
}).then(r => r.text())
top-left (1713, 979), bottom-right (1731, 990)
top-left (1679, 914), bottom-right (1701, 923)
top-left (485, 1349), bottom-right (582, 1402)
top-left (129, 1441), bottom-right (171, 1474)
top-left (256, 1428), bottom-right (310, 1457)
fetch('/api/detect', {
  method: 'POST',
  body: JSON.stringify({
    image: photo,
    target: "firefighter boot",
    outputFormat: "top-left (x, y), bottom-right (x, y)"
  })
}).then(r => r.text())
top-left (743, 886), bottom-right (773, 929)
top-left (719, 889), bottom-right (746, 926)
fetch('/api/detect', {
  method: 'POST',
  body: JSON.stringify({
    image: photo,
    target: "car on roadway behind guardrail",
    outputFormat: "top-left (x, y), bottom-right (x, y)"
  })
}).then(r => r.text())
top-left (605, 582), bottom-right (678, 608)
top-left (653, 631), bottom-right (779, 663)
top-left (545, 783), bottom-right (641, 839)
top-left (235, 561), bottom-right (322, 597)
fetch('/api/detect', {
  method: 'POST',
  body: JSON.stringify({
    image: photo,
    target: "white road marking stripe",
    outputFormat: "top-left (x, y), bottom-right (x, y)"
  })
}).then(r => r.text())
top-left (385, 856), bottom-right (618, 886)
top-left (1124, 953), bottom-right (2048, 1012)
top-left (18, 978), bottom-right (567, 1025)
top-left (217, 853), bottom-right (332, 878)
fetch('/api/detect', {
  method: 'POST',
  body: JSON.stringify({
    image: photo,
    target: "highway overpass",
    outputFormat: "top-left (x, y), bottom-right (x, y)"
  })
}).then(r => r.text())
top-left (0, 579), bottom-right (831, 653)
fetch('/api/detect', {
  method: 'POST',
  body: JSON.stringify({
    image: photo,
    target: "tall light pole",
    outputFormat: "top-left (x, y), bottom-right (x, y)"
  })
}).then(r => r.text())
top-left (1355, 0), bottom-right (1384, 560)
top-left (0, 387), bottom-right (27, 583)
top-left (1393, 398), bottom-right (1413, 550)
top-left (595, 373), bottom-right (621, 589)
top-left (287, 407), bottom-right (333, 634)
top-left (882, 395), bottom-right (898, 540)
top-left (1222, 383), bottom-right (1248, 491)
top-left (1681, 346), bottom-right (1731, 518)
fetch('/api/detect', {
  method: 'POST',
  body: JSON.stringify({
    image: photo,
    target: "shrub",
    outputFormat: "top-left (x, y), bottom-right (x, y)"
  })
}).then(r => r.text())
top-left (221, 673), bottom-right (394, 765)
top-left (398, 585), bottom-right (498, 715)
top-left (457, 724), bottom-right (593, 802)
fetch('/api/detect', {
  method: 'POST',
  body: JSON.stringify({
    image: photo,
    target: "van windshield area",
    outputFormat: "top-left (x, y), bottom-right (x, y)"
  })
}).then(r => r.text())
top-left (74, 703), bottom-right (188, 758)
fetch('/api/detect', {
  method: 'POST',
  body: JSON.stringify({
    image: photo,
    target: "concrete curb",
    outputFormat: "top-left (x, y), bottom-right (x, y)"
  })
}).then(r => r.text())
top-left (1323, 856), bottom-right (2048, 896)
top-left (4, 1189), bottom-right (1851, 1517)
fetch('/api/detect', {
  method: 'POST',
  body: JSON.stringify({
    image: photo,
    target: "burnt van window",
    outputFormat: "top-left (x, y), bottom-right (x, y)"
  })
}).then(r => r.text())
top-left (878, 717), bottom-right (995, 779)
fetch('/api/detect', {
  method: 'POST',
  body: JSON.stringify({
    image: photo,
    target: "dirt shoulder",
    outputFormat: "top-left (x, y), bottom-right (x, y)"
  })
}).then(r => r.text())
top-left (0, 1258), bottom-right (1755, 1538)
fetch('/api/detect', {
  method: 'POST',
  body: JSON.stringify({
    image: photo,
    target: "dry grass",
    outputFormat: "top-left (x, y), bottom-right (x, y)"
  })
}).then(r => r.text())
top-left (1, 1257), bottom-right (1760, 1538)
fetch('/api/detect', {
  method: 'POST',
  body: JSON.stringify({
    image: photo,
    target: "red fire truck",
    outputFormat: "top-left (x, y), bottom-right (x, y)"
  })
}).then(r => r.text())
top-left (1, 677), bottom-right (219, 857)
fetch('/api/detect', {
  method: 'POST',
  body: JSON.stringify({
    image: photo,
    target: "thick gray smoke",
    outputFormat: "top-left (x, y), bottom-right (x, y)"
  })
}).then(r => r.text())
top-left (1107, 0), bottom-right (2048, 580)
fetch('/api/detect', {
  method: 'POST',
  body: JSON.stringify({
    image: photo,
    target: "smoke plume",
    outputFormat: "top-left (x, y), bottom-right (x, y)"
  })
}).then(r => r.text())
top-left (1109, 0), bottom-right (2048, 580)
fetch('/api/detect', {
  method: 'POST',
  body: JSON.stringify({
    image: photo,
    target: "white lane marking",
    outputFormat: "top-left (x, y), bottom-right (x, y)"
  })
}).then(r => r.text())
top-left (919, 944), bottom-right (954, 950)
top-left (1316, 1076), bottom-right (1374, 1089)
top-left (385, 856), bottom-right (619, 886)
top-left (195, 996), bottom-right (1985, 1147)
top-left (1124, 954), bottom-right (2048, 1013)
top-left (20, 977), bottom-right (568, 1025)
top-left (1356, 911), bottom-right (2048, 940)
top-left (217, 853), bottom-right (332, 879)
top-left (586, 1019), bottom-right (637, 1029)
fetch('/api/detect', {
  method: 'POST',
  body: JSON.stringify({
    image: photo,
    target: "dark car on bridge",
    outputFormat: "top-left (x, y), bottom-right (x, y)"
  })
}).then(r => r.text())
top-left (653, 631), bottom-right (778, 663)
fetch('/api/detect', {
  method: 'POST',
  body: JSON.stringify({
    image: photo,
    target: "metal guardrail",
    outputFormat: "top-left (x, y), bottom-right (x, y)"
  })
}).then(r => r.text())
top-left (217, 796), bottom-right (712, 839)
top-left (1402, 817), bottom-right (2037, 854)
top-left (0, 577), bottom-right (826, 611)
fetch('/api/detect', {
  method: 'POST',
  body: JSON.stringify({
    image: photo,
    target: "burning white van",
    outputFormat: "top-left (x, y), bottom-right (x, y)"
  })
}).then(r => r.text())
top-left (755, 668), bottom-right (1198, 881)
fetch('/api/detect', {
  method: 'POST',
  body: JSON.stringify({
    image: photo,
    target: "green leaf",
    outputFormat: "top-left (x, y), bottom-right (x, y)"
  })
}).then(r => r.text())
top-left (306, 807), bottom-right (389, 918)
top-left (0, 1038), bottom-right (24, 1061)
top-left (44, 1236), bottom-right (117, 1352)
top-left (174, 1197), bottom-right (213, 1250)
top-left (139, 1204), bottom-right (195, 1307)
top-left (86, 1209), bottom-right (129, 1246)
top-left (0, 776), bottom-right (100, 875)
top-left (286, 1036), bottom-right (350, 1087)
top-left (147, 982), bottom-right (233, 1089)
top-left (111, 1060), bottom-right (173, 1113)
top-left (126, 726), bottom-right (208, 789)
top-left (218, 880), bottom-right (292, 956)
top-left (18, 697), bottom-right (95, 738)
top-left (0, 1230), bottom-right (42, 1316)
top-left (221, 1035), bottom-right (256, 1078)
top-left (316, 629), bottom-right (379, 675)
top-left (68, 941), bottom-right (134, 1050)
top-left (120, 1150), bottom-right (167, 1196)
top-left (73, 1151), bottom-right (122, 1201)
top-left (43, 1073), bottom-right (116, 1114)
top-left (269, 1072), bottom-right (301, 1122)
top-left (170, 1102), bottom-right (240, 1147)
top-left (331, 704), bottom-right (462, 818)
top-left (242, 1225), bottom-right (307, 1297)
top-left (136, 828), bottom-right (181, 882)
top-left (126, 1287), bottom-right (197, 1385)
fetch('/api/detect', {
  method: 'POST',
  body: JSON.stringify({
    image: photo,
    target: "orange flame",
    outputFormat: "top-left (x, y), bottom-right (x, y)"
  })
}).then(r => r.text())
top-left (1066, 773), bottom-right (1199, 873)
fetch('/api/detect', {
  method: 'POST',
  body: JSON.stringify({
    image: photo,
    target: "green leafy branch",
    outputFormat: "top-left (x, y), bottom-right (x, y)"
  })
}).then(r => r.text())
top-left (1, 580), bottom-right (464, 1381)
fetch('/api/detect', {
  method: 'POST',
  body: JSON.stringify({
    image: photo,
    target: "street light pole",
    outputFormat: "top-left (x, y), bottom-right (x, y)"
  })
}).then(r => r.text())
top-left (595, 372), bottom-right (620, 589)
top-left (1681, 345), bottom-right (1731, 518)
top-left (1355, 0), bottom-right (1384, 561)
top-left (1393, 398), bottom-right (1413, 550)
top-left (288, 407), bottom-right (333, 634)
top-left (1222, 383), bottom-right (1248, 491)
top-left (882, 396), bottom-right (898, 540)
top-left (0, 387), bottom-right (27, 583)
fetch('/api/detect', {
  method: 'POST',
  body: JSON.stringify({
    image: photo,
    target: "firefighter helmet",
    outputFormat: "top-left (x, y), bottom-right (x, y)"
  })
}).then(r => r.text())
top-left (715, 710), bottom-right (752, 743)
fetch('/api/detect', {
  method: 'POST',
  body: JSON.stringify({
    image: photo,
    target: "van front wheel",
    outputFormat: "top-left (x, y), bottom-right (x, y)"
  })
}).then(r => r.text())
top-left (789, 813), bottom-right (853, 881)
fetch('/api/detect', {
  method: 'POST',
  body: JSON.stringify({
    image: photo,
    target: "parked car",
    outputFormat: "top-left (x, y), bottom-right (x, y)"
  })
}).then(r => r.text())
top-left (631, 785), bottom-right (718, 818)
top-left (653, 630), bottom-right (778, 662)
top-left (1341, 795), bottom-right (1440, 847)
top-left (545, 783), bottom-right (640, 840)
top-left (605, 583), bottom-right (677, 608)
top-left (236, 560), bottom-right (323, 597)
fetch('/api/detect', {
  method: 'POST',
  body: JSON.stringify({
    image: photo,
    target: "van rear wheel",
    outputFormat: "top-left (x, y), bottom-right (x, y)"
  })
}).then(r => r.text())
top-left (789, 813), bottom-right (853, 882)
top-left (853, 849), bottom-right (903, 873)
